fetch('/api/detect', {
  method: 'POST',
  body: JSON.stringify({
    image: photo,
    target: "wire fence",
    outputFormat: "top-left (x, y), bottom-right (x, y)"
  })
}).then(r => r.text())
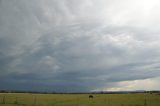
top-left (0, 94), bottom-right (159, 106)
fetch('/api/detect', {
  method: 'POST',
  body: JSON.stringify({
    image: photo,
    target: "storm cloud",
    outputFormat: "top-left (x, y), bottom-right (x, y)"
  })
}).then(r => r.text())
top-left (1, 0), bottom-right (160, 92)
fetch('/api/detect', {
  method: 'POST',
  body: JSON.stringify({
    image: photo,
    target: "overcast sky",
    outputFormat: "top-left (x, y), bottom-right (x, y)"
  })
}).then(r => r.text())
top-left (1, 0), bottom-right (160, 92)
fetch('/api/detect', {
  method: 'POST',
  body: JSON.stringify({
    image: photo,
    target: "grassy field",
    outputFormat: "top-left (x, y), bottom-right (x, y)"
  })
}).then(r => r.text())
top-left (0, 93), bottom-right (159, 106)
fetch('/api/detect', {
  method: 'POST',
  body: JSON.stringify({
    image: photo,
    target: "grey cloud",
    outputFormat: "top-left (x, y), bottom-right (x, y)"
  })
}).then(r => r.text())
top-left (1, 0), bottom-right (160, 92)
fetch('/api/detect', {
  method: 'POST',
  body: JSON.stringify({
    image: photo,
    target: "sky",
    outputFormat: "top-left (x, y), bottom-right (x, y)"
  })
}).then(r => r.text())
top-left (1, 0), bottom-right (160, 92)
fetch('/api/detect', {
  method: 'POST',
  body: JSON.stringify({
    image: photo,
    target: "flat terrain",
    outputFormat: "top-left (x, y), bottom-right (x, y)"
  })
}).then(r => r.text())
top-left (0, 93), bottom-right (159, 106)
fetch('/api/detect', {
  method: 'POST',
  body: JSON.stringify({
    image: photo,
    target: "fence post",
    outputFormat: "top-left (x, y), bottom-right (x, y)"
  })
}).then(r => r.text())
top-left (154, 96), bottom-right (157, 106)
top-left (144, 98), bottom-right (146, 106)
top-left (77, 98), bottom-right (80, 106)
top-left (15, 97), bottom-right (18, 104)
top-left (105, 97), bottom-right (107, 106)
top-left (79, 98), bottom-right (81, 106)
top-left (2, 96), bottom-right (5, 104)
top-left (33, 96), bottom-right (36, 106)
top-left (53, 98), bottom-right (57, 106)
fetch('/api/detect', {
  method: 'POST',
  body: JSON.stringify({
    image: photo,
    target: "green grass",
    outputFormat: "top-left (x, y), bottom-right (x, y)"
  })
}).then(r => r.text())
top-left (0, 93), bottom-right (159, 106)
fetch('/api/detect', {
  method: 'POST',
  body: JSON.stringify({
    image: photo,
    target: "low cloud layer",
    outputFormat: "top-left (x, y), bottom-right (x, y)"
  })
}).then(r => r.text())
top-left (1, 0), bottom-right (160, 92)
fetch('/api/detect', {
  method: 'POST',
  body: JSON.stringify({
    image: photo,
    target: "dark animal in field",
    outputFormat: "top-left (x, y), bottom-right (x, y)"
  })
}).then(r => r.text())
top-left (89, 95), bottom-right (93, 98)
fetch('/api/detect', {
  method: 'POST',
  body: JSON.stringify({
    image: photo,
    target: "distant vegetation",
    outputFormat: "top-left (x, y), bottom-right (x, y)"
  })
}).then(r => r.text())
top-left (1, 90), bottom-right (160, 94)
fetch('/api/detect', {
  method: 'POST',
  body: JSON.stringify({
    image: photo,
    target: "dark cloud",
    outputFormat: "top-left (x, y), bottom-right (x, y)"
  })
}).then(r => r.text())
top-left (1, 0), bottom-right (160, 92)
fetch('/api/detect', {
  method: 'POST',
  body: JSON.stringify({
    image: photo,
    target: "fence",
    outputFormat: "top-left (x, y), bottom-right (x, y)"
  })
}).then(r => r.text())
top-left (0, 94), bottom-right (159, 106)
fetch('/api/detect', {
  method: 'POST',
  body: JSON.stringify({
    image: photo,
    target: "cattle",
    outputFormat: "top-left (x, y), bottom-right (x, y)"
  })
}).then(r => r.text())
top-left (89, 95), bottom-right (93, 98)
